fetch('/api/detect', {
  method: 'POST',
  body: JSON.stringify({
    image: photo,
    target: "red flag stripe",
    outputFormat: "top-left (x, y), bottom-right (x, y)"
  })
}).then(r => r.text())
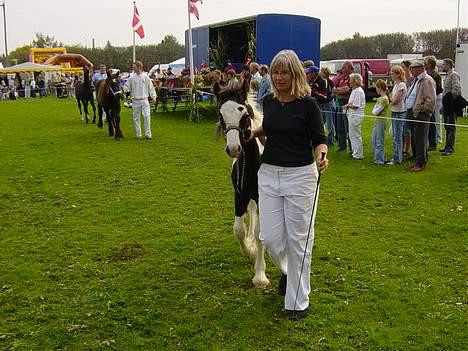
top-left (133, 4), bottom-right (145, 39)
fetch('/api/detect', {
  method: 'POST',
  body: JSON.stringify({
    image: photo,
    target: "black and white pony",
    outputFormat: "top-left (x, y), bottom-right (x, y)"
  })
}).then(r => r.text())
top-left (214, 81), bottom-right (269, 288)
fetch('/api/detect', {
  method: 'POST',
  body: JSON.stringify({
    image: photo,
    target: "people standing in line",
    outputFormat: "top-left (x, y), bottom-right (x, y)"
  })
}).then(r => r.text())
top-left (332, 61), bottom-right (353, 152)
top-left (125, 61), bottom-right (157, 140)
top-left (388, 65), bottom-right (408, 165)
top-left (249, 50), bottom-right (328, 320)
top-left (440, 58), bottom-right (462, 156)
top-left (405, 60), bottom-right (436, 172)
top-left (424, 56), bottom-right (443, 150)
top-left (401, 60), bottom-right (413, 158)
top-left (371, 80), bottom-right (390, 165)
top-left (257, 65), bottom-right (272, 110)
top-left (343, 73), bottom-right (366, 160)
top-left (320, 67), bottom-right (336, 148)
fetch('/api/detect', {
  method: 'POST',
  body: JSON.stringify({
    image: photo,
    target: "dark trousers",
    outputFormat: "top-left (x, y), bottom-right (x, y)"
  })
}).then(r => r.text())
top-left (428, 112), bottom-right (437, 147)
top-left (443, 111), bottom-right (457, 152)
top-left (335, 102), bottom-right (349, 150)
top-left (408, 110), bottom-right (430, 166)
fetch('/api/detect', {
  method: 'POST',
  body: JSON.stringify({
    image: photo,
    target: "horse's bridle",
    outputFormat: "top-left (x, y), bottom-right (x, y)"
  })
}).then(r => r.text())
top-left (220, 112), bottom-right (252, 144)
top-left (108, 83), bottom-right (122, 97)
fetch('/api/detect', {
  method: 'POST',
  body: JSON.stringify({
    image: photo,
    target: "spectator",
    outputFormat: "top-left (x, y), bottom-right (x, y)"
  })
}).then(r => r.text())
top-left (424, 56), bottom-right (443, 150)
top-left (224, 61), bottom-right (235, 73)
top-left (306, 66), bottom-right (328, 105)
top-left (343, 73), bottom-right (365, 160)
top-left (0, 80), bottom-right (8, 100)
top-left (92, 64), bottom-right (107, 86)
top-left (249, 79), bottom-right (260, 111)
top-left (332, 61), bottom-right (353, 151)
top-left (388, 65), bottom-right (407, 165)
top-left (225, 70), bottom-right (238, 90)
top-left (405, 59), bottom-right (436, 172)
top-left (125, 61), bottom-right (157, 140)
top-left (401, 60), bottom-right (413, 157)
top-left (371, 79), bottom-right (390, 165)
top-left (303, 60), bottom-right (315, 68)
top-left (257, 65), bottom-right (272, 109)
top-left (250, 62), bottom-right (262, 84)
top-left (37, 74), bottom-right (47, 97)
top-left (440, 58), bottom-right (462, 156)
top-left (320, 67), bottom-right (336, 147)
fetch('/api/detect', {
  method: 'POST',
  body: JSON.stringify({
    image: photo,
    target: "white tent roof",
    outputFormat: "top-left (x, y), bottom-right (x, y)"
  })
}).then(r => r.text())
top-left (169, 57), bottom-right (185, 66)
top-left (0, 62), bottom-right (62, 73)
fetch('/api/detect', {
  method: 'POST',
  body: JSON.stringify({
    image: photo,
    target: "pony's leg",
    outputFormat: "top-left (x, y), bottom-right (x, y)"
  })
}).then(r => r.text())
top-left (249, 200), bottom-right (269, 288)
top-left (90, 99), bottom-right (96, 123)
top-left (83, 100), bottom-right (89, 124)
top-left (97, 105), bottom-right (103, 128)
top-left (105, 108), bottom-right (114, 137)
top-left (77, 99), bottom-right (83, 121)
top-left (114, 110), bottom-right (124, 140)
top-left (233, 215), bottom-right (253, 258)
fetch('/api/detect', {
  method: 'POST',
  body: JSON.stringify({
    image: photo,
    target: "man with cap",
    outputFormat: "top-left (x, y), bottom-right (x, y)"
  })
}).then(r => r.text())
top-left (307, 66), bottom-right (330, 106)
top-left (405, 59), bottom-right (436, 172)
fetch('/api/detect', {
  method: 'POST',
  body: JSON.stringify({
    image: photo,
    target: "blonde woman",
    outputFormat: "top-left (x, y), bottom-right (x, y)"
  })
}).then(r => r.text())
top-left (388, 65), bottom-right (407, 164)
top-left (249, 50), bottom-right (328, 319)
top-left (343, 73), bottom-right (366, 159)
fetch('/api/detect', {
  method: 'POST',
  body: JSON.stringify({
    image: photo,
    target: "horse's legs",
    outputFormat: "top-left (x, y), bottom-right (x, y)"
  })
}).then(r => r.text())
top-left (90, 99), bottom-right (97, 123)
top-left (97, 104), bottom-right (103, 128)
top-left (77, 99), bottom-right (83, 121)
top-left (114, 108), bottom-right (124, 140)
top-left (249, 200), bottom-right (269, 288)
top-left (233, 215), bottom-right (253, 257)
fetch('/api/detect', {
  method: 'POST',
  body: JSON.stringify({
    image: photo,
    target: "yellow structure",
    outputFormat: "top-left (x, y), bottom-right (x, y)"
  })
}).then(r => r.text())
top-left (29, 48), bottom-right (67, 65)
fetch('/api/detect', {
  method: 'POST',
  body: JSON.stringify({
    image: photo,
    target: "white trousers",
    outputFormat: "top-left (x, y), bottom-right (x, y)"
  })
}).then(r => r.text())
top-left (132, 99), bottom-right (151, 138)
top-left (347, 112), bottom-right (364, 159)
top-left (258, 163), bottom-right (319, 311)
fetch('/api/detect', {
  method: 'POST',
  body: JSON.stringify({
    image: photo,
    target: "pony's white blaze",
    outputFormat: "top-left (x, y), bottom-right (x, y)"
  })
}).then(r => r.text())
top-left (220, 100), bottom-right (247, 157)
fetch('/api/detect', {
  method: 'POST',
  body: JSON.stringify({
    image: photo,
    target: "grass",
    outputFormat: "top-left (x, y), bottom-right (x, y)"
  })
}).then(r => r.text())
top-left (0, 97), bottom-right (467, 351)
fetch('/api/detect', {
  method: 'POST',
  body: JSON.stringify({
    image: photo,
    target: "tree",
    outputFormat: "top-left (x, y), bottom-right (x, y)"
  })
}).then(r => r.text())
top-left (32, 33), bottom-right (63, 48)
top-left (7, 44), bottom-right (32, 64)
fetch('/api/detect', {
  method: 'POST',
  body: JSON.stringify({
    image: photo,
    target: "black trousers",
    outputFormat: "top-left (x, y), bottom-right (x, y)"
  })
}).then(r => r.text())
top-left (408, 110), bottom-right (430, 166)
top-left (443, 111), bottom-right (457, 152)
top-left (428, 112), bottom-right (437, 147)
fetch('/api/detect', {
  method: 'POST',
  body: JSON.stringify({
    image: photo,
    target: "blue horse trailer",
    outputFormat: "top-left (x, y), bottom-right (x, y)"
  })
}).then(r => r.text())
top-left (185, 14), bottom-right (321, 71)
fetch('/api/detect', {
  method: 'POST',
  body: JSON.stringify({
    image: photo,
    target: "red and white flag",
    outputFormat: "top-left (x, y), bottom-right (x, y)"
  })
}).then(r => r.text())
top-left (189, 0), bottom-right (203, 20)
top-left (133, 3), bottom-right (145, 39)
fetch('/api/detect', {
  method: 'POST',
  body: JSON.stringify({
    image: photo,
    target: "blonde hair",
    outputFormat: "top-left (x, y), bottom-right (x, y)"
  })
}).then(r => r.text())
top-left (133, 61), bottom-right (143, 69)
top-left (349, 73), bottom-right (363, 86)
top-left (270, 50), bottom-right (311, 99)
top-left (424, 55), bottom-right (437, 71)
top-left (391, 65), bottom-right (406, 82)
top-left (320, 67), bottom-right (331, 78)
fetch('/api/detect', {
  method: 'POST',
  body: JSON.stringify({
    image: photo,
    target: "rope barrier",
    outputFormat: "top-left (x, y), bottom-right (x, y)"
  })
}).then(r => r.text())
top-left (321, 109), bottom-right (468, 129)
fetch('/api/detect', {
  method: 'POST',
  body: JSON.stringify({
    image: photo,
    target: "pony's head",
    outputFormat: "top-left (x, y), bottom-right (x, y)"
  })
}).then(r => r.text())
top-left (214, 80), bottom-right (254, 158)
top-left (106, 69), bottom-right (122, 101)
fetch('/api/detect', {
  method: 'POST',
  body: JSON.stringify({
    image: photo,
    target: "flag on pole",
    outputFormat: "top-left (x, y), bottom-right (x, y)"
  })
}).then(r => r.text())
top-left (133, 3), bottom-right (145, 39)
top-left (189, 0), bottom-right (203, 20)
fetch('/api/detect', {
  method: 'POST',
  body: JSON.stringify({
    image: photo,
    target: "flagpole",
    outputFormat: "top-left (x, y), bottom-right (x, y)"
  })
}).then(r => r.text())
top-left (188, 0), bottom-right (195, 85)
top-left (133, 1), bottom-right (136, 62)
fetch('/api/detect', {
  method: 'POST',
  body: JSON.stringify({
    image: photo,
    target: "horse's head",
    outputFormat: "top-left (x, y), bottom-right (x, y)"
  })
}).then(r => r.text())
top-left (106, 69), bottom-right (122, 102)
top-left (214, 80), bottom-right (254, 158)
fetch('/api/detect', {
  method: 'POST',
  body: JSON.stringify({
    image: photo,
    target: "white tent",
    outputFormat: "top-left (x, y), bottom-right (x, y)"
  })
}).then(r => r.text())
top-left (0, 62), bottom-right (62, 73)
top-left (149, 57), bottom-right (186, 76)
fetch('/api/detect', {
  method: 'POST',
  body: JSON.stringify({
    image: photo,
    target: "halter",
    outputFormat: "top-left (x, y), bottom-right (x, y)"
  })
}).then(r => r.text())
top-left (108, 84), bottom-right (122, 97)
top-left (221, 113), bottom-right (252, 144)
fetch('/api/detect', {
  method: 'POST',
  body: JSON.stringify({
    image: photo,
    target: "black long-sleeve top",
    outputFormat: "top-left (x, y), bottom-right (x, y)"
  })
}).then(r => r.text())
top-left (262, 94), bottom-right (327, 167)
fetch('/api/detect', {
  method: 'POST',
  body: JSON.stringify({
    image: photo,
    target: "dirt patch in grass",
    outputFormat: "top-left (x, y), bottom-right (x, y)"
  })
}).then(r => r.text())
top-left (108, 243), bottom-right (145, 262)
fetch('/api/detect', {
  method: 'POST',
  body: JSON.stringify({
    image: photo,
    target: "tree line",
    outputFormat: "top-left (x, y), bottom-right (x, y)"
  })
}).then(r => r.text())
top-left (321, 28), bottom-right (467, 61)
top-left (2, 33), bottom-right (185, 71)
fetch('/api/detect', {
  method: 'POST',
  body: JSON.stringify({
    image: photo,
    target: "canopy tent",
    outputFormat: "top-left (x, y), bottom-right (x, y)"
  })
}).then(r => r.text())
top-left (149, 57), bottom-right (186, 76)
top-left (45, 54), bottom-right (93, 70)
top-left (0, 62), bottom-right (62, 73)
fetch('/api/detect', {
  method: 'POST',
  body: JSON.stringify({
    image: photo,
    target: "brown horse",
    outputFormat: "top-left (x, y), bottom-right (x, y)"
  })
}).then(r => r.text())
top-left (96, 70), bottom-right (124, 140)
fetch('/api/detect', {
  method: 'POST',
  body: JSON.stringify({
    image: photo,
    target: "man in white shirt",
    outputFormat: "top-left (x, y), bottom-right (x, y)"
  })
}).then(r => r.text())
top-left (125, 61), bottom-right (157, 139)
top-left (250, 62), bottom-right (262, 84)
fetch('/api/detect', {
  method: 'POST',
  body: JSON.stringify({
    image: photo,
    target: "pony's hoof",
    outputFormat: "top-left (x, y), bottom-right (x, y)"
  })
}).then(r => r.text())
top-left (114, 137), bottom-right (121, 141)
top-left (92, 120), bottom-right (96, 124)
top-left (98, 124), bottom-right (103, 129)
top-left (252, 276), bottom-right (270, 288)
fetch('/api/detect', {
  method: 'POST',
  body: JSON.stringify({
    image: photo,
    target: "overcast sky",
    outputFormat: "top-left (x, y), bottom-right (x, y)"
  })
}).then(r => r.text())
top-left (2, 0), bottom-right (465, 55)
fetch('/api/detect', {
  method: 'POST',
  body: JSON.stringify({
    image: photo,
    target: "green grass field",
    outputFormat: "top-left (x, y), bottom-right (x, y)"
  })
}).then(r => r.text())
top-left (0, 97), bottom-right (467, 351)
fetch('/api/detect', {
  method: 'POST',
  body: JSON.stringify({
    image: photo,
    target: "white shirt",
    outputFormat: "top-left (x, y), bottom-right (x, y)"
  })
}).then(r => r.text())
top-left (125, 72), bottom-right (156, 100)
top-left (348, 87), bottom-right (366, 116)
top-left (391, 82), bottom-right (407, 113)
top-left (252, 71), bottom-right (262, 83)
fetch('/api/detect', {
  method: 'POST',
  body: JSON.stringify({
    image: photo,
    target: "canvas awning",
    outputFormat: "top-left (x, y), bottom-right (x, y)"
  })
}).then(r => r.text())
top-left (0, 62), bottom-right (63, 73)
